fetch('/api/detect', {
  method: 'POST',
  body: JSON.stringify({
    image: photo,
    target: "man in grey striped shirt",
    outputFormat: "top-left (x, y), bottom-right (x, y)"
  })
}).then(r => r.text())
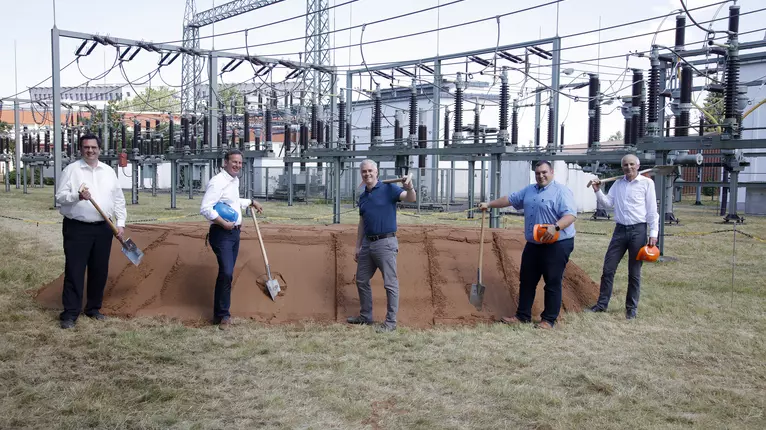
top-left (588, 154), bottom-right (660, 319)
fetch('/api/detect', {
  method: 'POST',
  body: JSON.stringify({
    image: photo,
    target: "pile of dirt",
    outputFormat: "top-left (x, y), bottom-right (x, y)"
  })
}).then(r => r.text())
top-left (35, 223), bottom-right (599, 327)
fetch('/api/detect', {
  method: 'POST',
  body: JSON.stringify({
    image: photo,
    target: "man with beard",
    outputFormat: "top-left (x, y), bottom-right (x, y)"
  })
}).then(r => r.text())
top-left (479, 160), bottom-right (577, 329)
top-left (346, 159), bottom-right (416, 333)
top-left (588, 154), bottom-right (659, 319)
top-left (200, 149), bottom-right (263, 329)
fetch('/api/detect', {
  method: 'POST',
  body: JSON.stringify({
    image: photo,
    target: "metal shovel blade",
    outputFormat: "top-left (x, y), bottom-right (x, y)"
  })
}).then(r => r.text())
top-left (470, 279), bottom-right (485, 311)
top-left (120, 238), bottom-right (144, 266)
top-left (265, 279), bottom-right (280, 301)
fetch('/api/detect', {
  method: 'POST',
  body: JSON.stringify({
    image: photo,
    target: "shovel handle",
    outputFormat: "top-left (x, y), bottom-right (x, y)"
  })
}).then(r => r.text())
top-left (250, 211), bottom-right (270, 269)
top-left (382, 173), bottom-right (413, 184)
top-left (478, 209), bottom-right (486, 284)
top-left (79, 184), bottom-right (122, 241)
top-left (587, 168), bottom-right (656, 188)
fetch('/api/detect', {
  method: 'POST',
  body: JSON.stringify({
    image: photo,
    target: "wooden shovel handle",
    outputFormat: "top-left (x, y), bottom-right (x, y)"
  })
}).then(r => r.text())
top-left (587, 168), bottom-right (655, 188)
top-left (250, 210), bottom-right (270, 268)
top-left (382, 173), bottom-right (413, 184)
top-left (478, 209), bottom-right (486, 284)
top-left (79, 184), bottom-right (122, 240)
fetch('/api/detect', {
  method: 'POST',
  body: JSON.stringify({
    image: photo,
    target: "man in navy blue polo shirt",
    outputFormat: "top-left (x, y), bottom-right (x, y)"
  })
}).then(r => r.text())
top-left (347, 159), bottom-right (416, 332)
top-left (479, 160), bottom-right (577, 329)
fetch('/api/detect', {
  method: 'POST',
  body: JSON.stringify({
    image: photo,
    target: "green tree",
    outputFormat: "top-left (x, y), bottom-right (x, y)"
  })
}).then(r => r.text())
top-left (0, 121), bottom-right (11, 134)
top-left (607, 130), bottom-right (623, 141)
top-left (701, 92), bottom-right (724, 132)
top-left (114, 87), bottom-right (180, 113)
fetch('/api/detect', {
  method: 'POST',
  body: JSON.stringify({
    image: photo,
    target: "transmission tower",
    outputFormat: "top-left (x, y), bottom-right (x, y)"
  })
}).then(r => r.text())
top-left (181, 0), bottom-right (201, 115)
top-left (304, 0), bottom-right (331, 104)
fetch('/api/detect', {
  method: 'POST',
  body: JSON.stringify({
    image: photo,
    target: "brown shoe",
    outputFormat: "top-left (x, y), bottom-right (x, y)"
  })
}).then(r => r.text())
top-left (500, 316), bottom-right (523, 325)
top-left (536, 320), bottom-right (555, 329)
top-left (218, 317), bottom-right (231, 330)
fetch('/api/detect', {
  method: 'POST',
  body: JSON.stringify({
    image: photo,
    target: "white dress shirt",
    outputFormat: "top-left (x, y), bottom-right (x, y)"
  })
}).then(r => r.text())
top-left (55, 159), bottom-right (127, 227)
top-left (596, 174), bottom-right (660, 238)
top-left (200, 169), bottom-right (251, 226)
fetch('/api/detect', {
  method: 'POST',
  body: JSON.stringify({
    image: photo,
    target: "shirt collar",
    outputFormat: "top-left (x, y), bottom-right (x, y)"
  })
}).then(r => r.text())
top-left (78, 159), bottom-right (104, 170)
top-left (221, 169), bottom-right (236, 181)
top-left (535, 181), bottom-right (554, 191)
top-left (364, 180), bottom-right (381, 193)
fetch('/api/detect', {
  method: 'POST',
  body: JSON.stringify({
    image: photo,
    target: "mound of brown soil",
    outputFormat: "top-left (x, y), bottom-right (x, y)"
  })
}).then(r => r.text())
top-left (35, 223), bottom-right (598, 327)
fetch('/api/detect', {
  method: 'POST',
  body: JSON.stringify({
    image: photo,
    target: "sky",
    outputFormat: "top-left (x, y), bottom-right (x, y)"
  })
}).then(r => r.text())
top-left (1, 0), bottom-right (764, 145)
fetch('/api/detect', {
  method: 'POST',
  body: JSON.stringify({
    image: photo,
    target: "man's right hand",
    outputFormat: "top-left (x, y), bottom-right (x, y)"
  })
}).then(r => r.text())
top-left (354, 247), bottom-right (360, 263)
top-left (478, 202), bottom-right (489, 211)
top-left (78, 187), bottom-right (91, 201)
top-left (222, 220), bottom-right (236, 230)
top-left (591, 179), bottom-right (601, 193)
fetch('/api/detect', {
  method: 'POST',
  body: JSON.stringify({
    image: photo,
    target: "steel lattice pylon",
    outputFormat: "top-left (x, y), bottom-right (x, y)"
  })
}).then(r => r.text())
top-left (181, 0), bottom-right (200, 115)
top-left (304, 0), bottom-right (331, 104)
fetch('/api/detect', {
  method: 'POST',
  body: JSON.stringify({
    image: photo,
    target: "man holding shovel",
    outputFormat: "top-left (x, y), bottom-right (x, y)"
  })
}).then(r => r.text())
top-left (55, 134), bottom-right (127, 329)
top-left (200, 149), bottom-right (263, 330)
top-left (347, 159), bottom-right (416, 333)
top-left (588, 154), bottom-right (659, 319)
top-left (479, 160), bottom-right (577, 329)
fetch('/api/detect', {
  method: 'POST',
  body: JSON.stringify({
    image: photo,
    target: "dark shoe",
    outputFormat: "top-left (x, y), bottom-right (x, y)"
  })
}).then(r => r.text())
top-left (586, 305), bottom-right (606, 313)
top-left (375, 323), bottom-right (396, 333)
top-left (346, 315), bottom-right (372, 325)
top-left (499, 316), bottom-right (528, 325)
top-left (218, 317), bottom-right (231, 330)
top-left (536, 320), bottom-right (555, 329)
top-left (626, 310), bottom-right (637, 320)
top-left (87, 312), bottom-right (107, 321)
top-left (60, 319), bottom-right (75, 329)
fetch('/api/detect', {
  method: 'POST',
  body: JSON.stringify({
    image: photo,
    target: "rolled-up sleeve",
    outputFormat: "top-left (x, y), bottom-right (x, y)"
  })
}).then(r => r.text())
top-left (508, 187), bottom-right (526, 210)
top-left (200, 178), bottom-right (222, 221)
top-left (238, 198), bottom-right (251, 209)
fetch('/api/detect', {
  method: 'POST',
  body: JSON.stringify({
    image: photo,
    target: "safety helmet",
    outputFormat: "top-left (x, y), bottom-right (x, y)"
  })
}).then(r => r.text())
top-left (214, 202), bottom-right (239, 223)
top-left (636, 245), bottom-right (660, 262)
top-left (533, 224), bottom-right (560, 244)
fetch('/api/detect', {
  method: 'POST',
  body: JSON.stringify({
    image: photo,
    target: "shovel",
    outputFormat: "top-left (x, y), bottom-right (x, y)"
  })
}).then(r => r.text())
top-left (470, 209), bottom-right (487, 310)
top-left (79, 185), bottom-right (144, 266)
top-left (250, 210), bottom-right (281, 301)
top-left (586, 165), bottom-right (677, 188)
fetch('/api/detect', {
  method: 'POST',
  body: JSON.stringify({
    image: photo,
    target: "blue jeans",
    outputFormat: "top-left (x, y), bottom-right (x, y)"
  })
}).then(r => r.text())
top-left (516, 238), bottom-right (575, 325)
top-left (208, 224), bottom-right (240, 320)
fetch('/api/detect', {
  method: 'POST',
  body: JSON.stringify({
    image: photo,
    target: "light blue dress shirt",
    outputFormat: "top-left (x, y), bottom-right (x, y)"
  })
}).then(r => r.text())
top-left (508, 181), bottom-right (578, 243)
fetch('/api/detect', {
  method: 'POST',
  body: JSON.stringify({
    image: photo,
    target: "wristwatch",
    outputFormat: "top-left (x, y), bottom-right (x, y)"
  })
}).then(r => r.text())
top-left (554, 224), bottom-right (561, 231)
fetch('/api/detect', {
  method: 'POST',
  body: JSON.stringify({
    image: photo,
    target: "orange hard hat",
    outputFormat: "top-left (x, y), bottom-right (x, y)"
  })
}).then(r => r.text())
top-left (533, 224), bottom-right (560, 244)
top-left (636, 245), bottom-right (660, 262)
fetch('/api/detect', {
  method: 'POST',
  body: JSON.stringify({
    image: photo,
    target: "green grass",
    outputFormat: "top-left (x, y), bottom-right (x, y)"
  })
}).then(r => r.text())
top-left (0, 188), bottom-right (765, 429)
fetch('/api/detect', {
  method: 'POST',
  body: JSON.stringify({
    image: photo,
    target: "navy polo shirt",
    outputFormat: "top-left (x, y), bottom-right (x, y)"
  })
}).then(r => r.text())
top-left (359, 181), bottom-right (404, 236)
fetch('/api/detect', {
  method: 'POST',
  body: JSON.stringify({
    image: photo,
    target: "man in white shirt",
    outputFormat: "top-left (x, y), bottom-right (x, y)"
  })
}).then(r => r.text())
top-left (55, 134), bottom-right (127, 329)
top-left (589, 154), bottom-right (660, 319)
top-left (200, 149), bottom-right (263, 329)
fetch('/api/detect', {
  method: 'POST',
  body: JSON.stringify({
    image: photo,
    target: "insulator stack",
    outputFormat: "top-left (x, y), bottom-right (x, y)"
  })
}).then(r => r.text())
top-left (408, 80), bottom-right (417, 138)
top-left (647, 48), bottom-right (661, 136)
top-left (317, 119), bottom-right (324, 147)
top-left (121, 124), bottom-right (126, 152)
top-left (630, 70), bottom-right (643, 145)
top-left (258, 92), bottom-right (263, 111)
top-left (473, 103), bottom-right (480, 145)
top-left (418, 110), bottom-right (427, 169)
top-left (168, 118), bottom-right (174, 150)
top-left (310, 104), bottom-right (318, 141)
top-left (498, 68), bottom-right (509, 143)
top-left (560, 124), bottom-right (565, 147)
top-left (443, 108), bottom-right (450, 147)
top-left (624, 116), bottom-right (632, 146)
top-left (284, 123), bottom-right (292, 153)
top-left (677, 66), bottom-right (692, 137)
top-left (243, 110), bottom-right (250, 147)
top-left (394, 111), bottom-right (403, 143)
top-left (299, 123), bottom-right (308, 171)
top-left (675, 14), bottom-right (686, 50)
top-left (454, 73), bottom-right (464, 140)
top-left (639, 96), bottom-right (646, 138)
top-left (220, 111), bottom-right (227, 147)
top-left (724, 5), bottom-right (741, 137)
top-left (511, 100), bottom-right (519, 146)
top-left (587, 74), bottom-right (601, 146)
top-left (265, 108), bottom-right (273, 144)
top-left (547, 106), bottom-right (554, 146)
top-left (338, 94), bottom-right (346, 141)
top-left (373, 84), bottom-right (382, 141)
top-left (133, 121), bottom-right (141, 153)
top-left (45, 130), bottom-right (51, 153)
top-left (202, 115), bottom-right (209, 148)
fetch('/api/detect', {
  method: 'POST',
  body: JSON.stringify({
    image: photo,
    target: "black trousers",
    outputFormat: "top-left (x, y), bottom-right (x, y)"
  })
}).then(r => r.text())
top-left (60, 217), bottom-right (114, 321)
top-left (208, 224), bottom-right (241, 320)
top-left (515, 238), bottom-right (575, 324)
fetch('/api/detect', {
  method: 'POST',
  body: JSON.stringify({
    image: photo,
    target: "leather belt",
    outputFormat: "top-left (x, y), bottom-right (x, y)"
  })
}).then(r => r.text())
top-left (367, 232), bottom-right (396, 242)
top-left (67, 218), bottom-right (106, 226)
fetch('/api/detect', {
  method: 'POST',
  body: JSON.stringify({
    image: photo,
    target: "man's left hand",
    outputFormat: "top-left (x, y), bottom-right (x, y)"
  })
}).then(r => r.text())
top-left (116, 227), bottom-right (125, 240)
top-left (251, 199), bottom-right (264, 214)
top-left (540, 224), bottom-right (557, 243)
top-left (648, 237), bottom-right (657, 247)
top-left (402, 174), bottom-right (413, 191)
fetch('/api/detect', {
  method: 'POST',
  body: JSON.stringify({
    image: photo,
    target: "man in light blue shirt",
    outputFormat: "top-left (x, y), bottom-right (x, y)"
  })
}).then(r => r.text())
top-left (480, 161), bottom-right (577, 329)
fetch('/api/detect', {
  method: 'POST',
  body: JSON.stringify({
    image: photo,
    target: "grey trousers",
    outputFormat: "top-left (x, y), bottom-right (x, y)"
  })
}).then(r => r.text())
top-left (595, 223), bottom-right (647, 312)
top-left (356, 236), bottom-right (399, 326)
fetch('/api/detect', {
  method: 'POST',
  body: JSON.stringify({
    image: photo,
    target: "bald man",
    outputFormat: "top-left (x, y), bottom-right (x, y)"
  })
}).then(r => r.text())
top-left (588, 154), bottom-right (659, 319)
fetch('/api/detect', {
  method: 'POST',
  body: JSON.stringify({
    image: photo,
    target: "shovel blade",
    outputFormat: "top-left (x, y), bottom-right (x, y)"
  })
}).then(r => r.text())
top-left (470, 283), bottom-right (485, 310)
top-left (265, 279), bottom-right (280, 301)
top-left (121, 238), bottom-right (144, 266)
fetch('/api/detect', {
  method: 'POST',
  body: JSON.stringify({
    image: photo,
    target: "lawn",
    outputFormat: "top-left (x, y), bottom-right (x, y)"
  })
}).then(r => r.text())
top-left (0, 187), bottom-right (764, 429)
